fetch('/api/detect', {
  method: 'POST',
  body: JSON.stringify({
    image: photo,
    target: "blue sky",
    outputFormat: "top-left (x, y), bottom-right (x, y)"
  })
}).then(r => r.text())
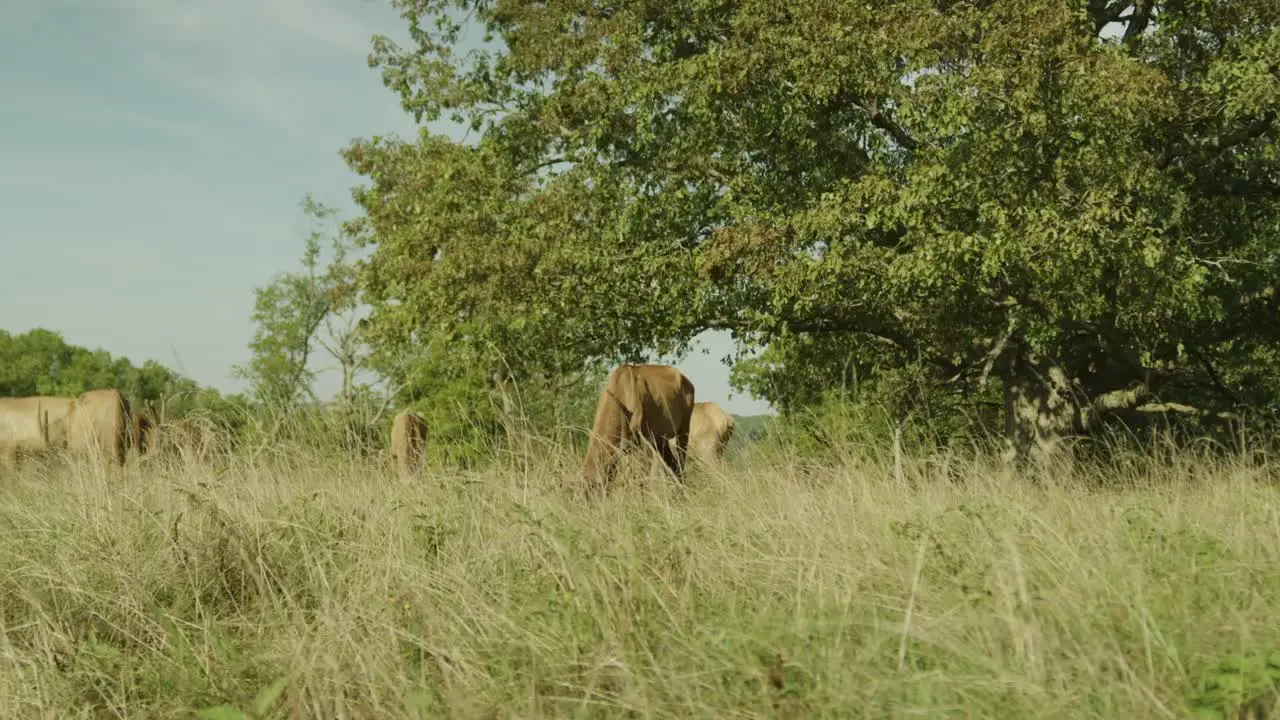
top-left (0, 0), bottom-right (773, 415)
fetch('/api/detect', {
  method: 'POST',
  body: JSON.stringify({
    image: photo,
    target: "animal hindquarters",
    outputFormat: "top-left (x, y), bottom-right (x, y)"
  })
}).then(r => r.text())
top-left (132, 409), bottom-right (158, 457)
top-left (639, 368), bottom-right (695, 481)
top-left (390, 411), bottom-right (427, 479)
top-left (68, 389), bottom-right (131, 468)
top-left (0, 396), bottom-right (75, 471)
top-left (581, 364), bottom-right (696, 489)
top-left (689, 401), bottom-right (734, 465)
top-left (581, 365), bottom-right (638, 488)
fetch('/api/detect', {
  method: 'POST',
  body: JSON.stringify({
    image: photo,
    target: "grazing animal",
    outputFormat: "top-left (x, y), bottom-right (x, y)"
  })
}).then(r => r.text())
top-left (689, 401), bottom-right (735, 465)
top-left (0, 396), bottom-right (75, 469)
top-left (132, 408), bottom-right (158, 456)
top-left (154, 417), bottom-right (211, 462)
top-left (581, 363), bottom-right (696, 491)
top-left (68, 389), bottom-right (132, 468)
top-left (390, 411), bottom-right (428, 479)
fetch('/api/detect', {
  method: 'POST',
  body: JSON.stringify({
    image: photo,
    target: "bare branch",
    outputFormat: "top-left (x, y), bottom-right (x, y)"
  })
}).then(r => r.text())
top-left (523, 156), bottom-right (570, 176)
top-left (1092, 383), bottom-right (1151, 412)
top-left (615, 153), bottom-right (733, 186)
top-left (705, 312), bottom-right (914, 350)
top-left (1194, 174), bottom-right (1280, 199)
top-left (1076, 383), bottom-right (1148, 431)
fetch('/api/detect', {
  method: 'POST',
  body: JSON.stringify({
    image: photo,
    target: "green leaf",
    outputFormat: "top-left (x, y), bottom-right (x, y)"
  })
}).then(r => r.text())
top-left (252, 676), bottom-right (291, 717)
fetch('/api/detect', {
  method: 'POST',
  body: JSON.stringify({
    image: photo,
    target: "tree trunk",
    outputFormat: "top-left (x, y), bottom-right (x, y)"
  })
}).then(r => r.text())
top-left (1001, 351), bottom-right (1087, 469)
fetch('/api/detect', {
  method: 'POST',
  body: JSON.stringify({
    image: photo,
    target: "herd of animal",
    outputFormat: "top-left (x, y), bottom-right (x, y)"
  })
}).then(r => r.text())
top-left (0, 364), bottom-right (735, 486)
top-left (0, 386), bottom-right (213, 474)
top-left (0, 388), bottom-right (139, 471)
top-left (391, 364), bottom-right (737, 487)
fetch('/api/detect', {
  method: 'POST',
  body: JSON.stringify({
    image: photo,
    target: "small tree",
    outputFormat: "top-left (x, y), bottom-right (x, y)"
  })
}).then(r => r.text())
top-left (236, 194), bottom-right (379, 414)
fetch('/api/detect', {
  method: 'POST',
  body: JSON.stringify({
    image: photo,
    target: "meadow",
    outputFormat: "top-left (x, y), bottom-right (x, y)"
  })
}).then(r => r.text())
top-left (1, 435), bottom-right (1279, 719)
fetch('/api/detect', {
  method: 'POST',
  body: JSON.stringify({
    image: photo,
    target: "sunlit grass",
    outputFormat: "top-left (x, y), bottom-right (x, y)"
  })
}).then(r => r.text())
top-left (1, 439), bottom-right (1278, 718)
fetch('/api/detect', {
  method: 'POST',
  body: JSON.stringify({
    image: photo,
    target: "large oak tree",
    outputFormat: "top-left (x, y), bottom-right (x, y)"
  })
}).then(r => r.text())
top-left (344, 0), bottom-right (1280, 459)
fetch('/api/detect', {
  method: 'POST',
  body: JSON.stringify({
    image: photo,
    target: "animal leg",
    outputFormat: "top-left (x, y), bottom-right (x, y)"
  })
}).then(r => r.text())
top-left (589, 435), bottom-right (626, 496)
top-left (672, 429), bottom-right (690, 479)
top-left (655, 435), bottom-right (684, 481)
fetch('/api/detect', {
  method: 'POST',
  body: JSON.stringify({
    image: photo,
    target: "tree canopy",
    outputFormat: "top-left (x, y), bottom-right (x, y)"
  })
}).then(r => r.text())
top-left (343, 0), bottom-right (1279, 457)
top-left (0, 328), bottom-right (231, 421)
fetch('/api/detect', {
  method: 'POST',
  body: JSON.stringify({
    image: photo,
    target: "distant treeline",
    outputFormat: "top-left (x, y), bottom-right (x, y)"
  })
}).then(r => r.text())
top-left (0, 328), bottom-right (253, 440)
top-left (1, 328), bottom-right (791, 467)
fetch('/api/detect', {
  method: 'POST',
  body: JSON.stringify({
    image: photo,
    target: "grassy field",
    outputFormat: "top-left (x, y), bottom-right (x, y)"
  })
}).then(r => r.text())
top-left (1, 443), bottom-right (1279, 719)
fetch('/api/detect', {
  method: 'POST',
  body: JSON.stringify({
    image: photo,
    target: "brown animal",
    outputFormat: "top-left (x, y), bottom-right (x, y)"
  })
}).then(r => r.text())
top-left (0, 396), bottom-right (75, 469)
top-left (132, 408), bottom-right (158, 456)
top-left (390, 411), bottom-right (427, 479)
top-left (689, 401), bottom-right (735, 465)
top-left (581, 363), bottom-right (696, 490)
top-left (68, 389), bottom-right (132, 468)
top-left (150, 417), bottom-right (212, 463)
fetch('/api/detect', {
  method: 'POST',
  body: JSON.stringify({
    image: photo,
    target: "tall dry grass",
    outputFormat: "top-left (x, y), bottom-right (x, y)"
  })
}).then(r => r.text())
top-left (1, 439), bottom-right (1278, 719)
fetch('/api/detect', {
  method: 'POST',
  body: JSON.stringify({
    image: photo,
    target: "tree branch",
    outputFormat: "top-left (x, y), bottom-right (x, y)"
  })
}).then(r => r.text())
top-left (1202, 110), bottom-right (1278, 154)
top-left (853, 97), bottom-right (920, 151)
top-left (1133, 402), bottom-right (1238, 421)
top-left (615, 153), bottom-right (732, 186)
top-left (1087, 0), bottom-right (1128, 34)
top-left (1193, 174), bottom-right (1280, 199)
top-left (1189, 345), bottom-right (1242, 407)
top-left (1081, 382), bottom-right (1241, 428)
top-left (1122, 0), bottom-right (1152, 47)
top-left (978, 315), bottom-right (1017, 390)
top-left (703, 312), bottom-right (961, 376)
top-left (524, 156), bottom-right (571, 176)
top-left (1078, 382), bottom-right (1150, 431)
top-left (1158, 110), bottom-right (1278, 171)
top-left (705, 312), bottom-right (908, 347)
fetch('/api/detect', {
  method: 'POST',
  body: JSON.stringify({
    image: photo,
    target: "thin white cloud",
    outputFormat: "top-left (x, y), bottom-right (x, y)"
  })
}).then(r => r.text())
top-left (127, 46), bottom-right (336, 148)
top-left (260, 0), bottom-right (379, 54)
top-left (11, 91), bottom-right (223, 150)
top-left (7, 0), bottom-right (419, 149)
top-left (123, 0), bottom-right (377, 58)
top-left (0, 144), bottom-right (213, 195)
top-left (84, 0), bottom-right (403, 148)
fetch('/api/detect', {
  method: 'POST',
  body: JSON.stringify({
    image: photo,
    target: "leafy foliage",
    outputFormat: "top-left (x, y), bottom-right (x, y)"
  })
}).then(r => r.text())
top-left (0, 327), bottom-right (234, 420)
top-left (1187, 651), bottom-right (1280, 719)
top-left (345, 0), bottom-right (1280, 449)
top-left (338, 135), bottom-right (613, 459)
